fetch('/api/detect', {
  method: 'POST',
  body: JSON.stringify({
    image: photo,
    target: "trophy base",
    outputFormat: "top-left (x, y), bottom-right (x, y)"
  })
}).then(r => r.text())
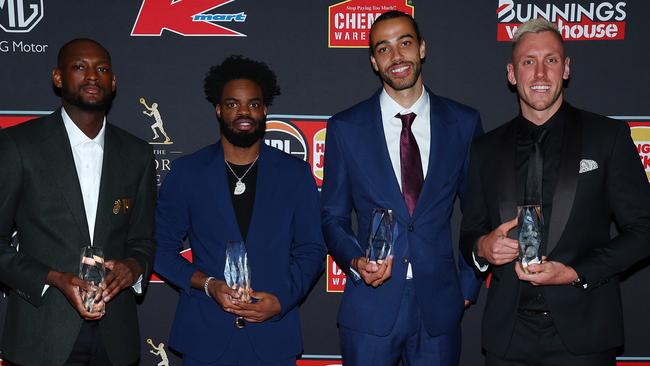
top-left (521, 257), bottom-right (541, 274)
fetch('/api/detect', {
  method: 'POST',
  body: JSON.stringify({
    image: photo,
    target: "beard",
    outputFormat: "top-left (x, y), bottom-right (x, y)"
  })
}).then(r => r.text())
top-left (62, 86), bottom-right (113, 111)
top-left (219, 115), bottom-right (266, 148)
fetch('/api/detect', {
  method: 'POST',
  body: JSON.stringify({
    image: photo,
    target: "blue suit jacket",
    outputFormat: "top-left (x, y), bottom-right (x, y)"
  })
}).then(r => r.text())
top-left (321, 88), bottom-right (483, 337)
top-left (154, 142), bottom-right (326, 362)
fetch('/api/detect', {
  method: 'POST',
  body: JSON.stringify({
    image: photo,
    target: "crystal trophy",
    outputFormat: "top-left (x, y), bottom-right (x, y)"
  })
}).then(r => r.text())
top-left (79, 246), bottom-right (105, 313)
top-left (224, 240), bottom-right (251, 328)
top-left (366, 208), bottom-right (394, 264)
top-left (517, 205), bottom-right (543, 273)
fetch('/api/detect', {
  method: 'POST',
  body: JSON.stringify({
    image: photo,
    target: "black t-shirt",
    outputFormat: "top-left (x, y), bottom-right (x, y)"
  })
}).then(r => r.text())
top-left (225, 160), bottom-right (258, 241)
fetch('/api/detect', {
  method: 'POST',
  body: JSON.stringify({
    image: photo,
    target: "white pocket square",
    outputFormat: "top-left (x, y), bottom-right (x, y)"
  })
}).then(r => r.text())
top-left (579, 159), bottom-right (598, 173)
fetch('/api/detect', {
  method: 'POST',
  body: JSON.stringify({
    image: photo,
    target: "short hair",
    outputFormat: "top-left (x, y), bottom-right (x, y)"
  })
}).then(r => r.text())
top-left (512, 18), bottom-right (564, 51)
top-left (204, 55), bottom-right (280, 106)
top-left (369, 10), bottom-right (422, 49)
top-left (57, 38), bottom-right (110, 68)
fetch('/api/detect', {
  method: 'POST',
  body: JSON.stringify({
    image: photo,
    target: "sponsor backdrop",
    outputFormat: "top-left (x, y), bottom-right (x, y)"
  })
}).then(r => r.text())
top-left (1, 0), bottom-right (649, 365)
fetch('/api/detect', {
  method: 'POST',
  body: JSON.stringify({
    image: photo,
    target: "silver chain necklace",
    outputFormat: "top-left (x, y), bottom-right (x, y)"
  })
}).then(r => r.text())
top-left (224, 155), bottom-right (259, 195)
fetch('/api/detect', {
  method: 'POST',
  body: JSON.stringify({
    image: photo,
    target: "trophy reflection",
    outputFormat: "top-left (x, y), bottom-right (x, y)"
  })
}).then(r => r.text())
top-left (517, 205), bottom-right (543, 273)
top-left (224, 241), bottom-right (251, 328)
top-left (366, 208), bottom-right (394, 264)
top-left (79, 246), bottom-right (105, 313)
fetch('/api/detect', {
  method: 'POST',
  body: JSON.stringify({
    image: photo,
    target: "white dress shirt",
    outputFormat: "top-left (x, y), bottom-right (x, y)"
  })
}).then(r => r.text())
top-left (62, 108), bottom-right (105, 244)
top-left (379, 86), bottom-right (431, 279)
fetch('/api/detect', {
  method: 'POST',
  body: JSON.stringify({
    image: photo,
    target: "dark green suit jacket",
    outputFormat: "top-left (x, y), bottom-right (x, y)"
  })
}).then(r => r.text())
top-left (0, 109), bottom-right (156, 366)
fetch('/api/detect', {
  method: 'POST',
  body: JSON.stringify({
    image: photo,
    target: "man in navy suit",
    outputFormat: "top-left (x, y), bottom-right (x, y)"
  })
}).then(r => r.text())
top-left (321, 11), bottom-right (483, 366)
top-left (154, 56), bottom-right (326, 366)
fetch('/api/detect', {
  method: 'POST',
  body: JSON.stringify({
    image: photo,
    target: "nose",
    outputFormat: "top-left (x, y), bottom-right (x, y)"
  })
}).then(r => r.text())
top-left (237, 104), bottom-right (251, 116)
top-left (535, 62), bottom-right (545, 78)
top-left (391, 47), bottom-right (404, 63)
top-left (85, 67), bottom-right (98, 81)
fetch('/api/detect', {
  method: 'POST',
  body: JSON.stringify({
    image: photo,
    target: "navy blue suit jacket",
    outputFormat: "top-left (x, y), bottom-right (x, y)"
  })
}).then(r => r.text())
top-left (154, 142), bottom-right (326, 362)
top-left (321, 88), bottom-right (483, 337)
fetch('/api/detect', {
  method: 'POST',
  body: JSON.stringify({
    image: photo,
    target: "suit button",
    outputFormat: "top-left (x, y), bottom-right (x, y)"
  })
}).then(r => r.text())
top-left (402, 257), bottom-right (409, 264)
top-left (407, 224), bottom-right (414, 232)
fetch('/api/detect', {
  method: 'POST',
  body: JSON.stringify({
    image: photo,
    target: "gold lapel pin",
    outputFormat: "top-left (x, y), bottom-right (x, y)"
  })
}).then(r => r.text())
top-left (113, 200), bottom-right (121, 215)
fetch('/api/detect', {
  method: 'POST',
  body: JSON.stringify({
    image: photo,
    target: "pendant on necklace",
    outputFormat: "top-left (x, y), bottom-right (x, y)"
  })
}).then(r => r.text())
top-left (234, 180), bottom-right (246, 195)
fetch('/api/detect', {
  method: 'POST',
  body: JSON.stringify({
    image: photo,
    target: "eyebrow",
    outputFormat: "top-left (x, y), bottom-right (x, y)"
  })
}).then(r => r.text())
top-left (223, 97), bottom-right (263, 102)
top-left (373, 34), bottom-right (415, 50)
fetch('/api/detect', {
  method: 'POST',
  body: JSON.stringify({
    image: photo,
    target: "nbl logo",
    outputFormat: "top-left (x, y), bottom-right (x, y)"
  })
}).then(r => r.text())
top-left (0, 0), bottom-right (43, 33)
top-left (264, 120), bottom-right (308, 162)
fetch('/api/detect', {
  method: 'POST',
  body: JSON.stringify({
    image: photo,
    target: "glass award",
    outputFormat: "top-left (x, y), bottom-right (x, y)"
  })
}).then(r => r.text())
top-left (517, 205), bottom-right (543, 273)
top-left (79, 246), bottom-right (105, 313)
top-left (366, 208), bottom-right (394, 264)
top-left (224, 240), bottom-right (251, 328)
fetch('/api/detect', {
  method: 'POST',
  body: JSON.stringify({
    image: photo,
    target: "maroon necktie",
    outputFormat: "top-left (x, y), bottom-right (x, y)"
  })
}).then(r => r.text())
top-left (397, 112), bottom-right (423, 216)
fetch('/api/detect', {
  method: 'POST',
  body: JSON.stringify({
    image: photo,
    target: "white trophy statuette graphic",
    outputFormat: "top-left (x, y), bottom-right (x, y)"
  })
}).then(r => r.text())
top-left (140, 97), bottom-right (172, 144)
top-left (147, 338), bottom-right (170, 366)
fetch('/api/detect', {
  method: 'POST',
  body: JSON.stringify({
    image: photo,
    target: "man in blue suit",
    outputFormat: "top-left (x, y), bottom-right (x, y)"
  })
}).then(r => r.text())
top-left (321, 11), bottom-right (483, 366)
top-left (155, 56), bottom-right (326, 366)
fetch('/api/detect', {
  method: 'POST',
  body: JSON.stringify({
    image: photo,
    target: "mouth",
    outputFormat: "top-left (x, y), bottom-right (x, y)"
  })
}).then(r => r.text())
top-left (530, 84), bottom-right (551, 93)
top-left (81, 85), bottom-right (102, 95)
top-left (388, 63), bottom-right (411, 78)
top-left (233, 118), bottom-right (255, 132)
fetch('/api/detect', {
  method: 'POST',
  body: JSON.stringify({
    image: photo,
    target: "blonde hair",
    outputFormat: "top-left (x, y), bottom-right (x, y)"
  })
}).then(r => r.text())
top-left (512, 18), bottom-right (563, 49)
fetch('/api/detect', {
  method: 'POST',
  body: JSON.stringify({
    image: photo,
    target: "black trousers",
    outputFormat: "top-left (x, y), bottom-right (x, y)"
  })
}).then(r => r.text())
top-left (486, 311), bottom-right (616, 366)
top-left (64, 321), bottom-right (113, 366)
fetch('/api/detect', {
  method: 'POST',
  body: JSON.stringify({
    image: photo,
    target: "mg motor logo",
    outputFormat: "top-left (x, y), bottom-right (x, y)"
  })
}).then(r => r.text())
top-left (0, 0), bottom-right (43, 33)
top-left (132, 0), bottom-right (246, 37)
top-left (496, 0), bottom-right (627, 41)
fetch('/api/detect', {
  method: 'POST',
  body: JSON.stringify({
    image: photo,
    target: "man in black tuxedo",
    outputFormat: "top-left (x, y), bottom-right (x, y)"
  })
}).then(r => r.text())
top-left (460, 18), bottom-right (650, 365)
top-left (0, 39), bottom-right (156, 365)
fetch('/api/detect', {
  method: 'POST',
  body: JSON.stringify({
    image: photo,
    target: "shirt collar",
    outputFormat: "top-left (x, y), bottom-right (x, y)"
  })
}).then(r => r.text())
top-left (380, 85), bottom-right (428, 119)
top-left (61, 107), bottom-right (106, 149)
top-left (517, 102), bottom-right (569, 135)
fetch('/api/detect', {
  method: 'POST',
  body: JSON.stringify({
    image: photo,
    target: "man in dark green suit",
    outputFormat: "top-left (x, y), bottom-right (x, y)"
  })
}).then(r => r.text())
top-left (0, 39), bottom-right (156, 365)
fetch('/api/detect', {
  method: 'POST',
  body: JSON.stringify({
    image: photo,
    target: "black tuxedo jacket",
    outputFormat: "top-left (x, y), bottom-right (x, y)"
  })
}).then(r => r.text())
top-left (0, 110), bottom-right (156, 366)
top-left (460, 104), bottom-right (650, 356)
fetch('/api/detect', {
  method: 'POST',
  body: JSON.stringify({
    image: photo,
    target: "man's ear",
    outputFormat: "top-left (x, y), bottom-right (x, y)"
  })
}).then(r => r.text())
top-left (563, 57), bottom-right (571, 80)
top-left (52, 68), bottom-right (62, 88)
top-left (506, 63), bottom-right (517, 86)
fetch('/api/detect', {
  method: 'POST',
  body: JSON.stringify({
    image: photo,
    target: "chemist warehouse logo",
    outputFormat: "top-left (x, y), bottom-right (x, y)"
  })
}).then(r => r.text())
top-left (0, 0), bottom-right (44, 33)
top-left (328, 0), bottom-right (414, 48)
top-left (131, 0), bottom-right (247, 37)
top-left (496, 0), bottom-right (627, 41)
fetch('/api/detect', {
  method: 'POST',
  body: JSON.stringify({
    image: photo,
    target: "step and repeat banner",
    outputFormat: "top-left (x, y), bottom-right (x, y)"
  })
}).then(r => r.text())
top-left (1, 1), bottom-right (649, 365)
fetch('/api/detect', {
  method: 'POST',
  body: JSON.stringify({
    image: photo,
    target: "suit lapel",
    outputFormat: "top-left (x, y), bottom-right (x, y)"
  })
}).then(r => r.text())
top-left (41, 111), bottom-right (91, 246)
top-left (93, 125), bottom-right (122, 248)
top-left (497, 122), bottom-right (518, 226)
top-left (244, 144), bottom-right (278, 245)
top-left (546, 108), bottom-right (581, 255)
top-left (210, 144), bottom-right (243, 241)
top-left (354, 92), bottom-right (409, 221)
top-left (411, 92), bottom-right (450, 220)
